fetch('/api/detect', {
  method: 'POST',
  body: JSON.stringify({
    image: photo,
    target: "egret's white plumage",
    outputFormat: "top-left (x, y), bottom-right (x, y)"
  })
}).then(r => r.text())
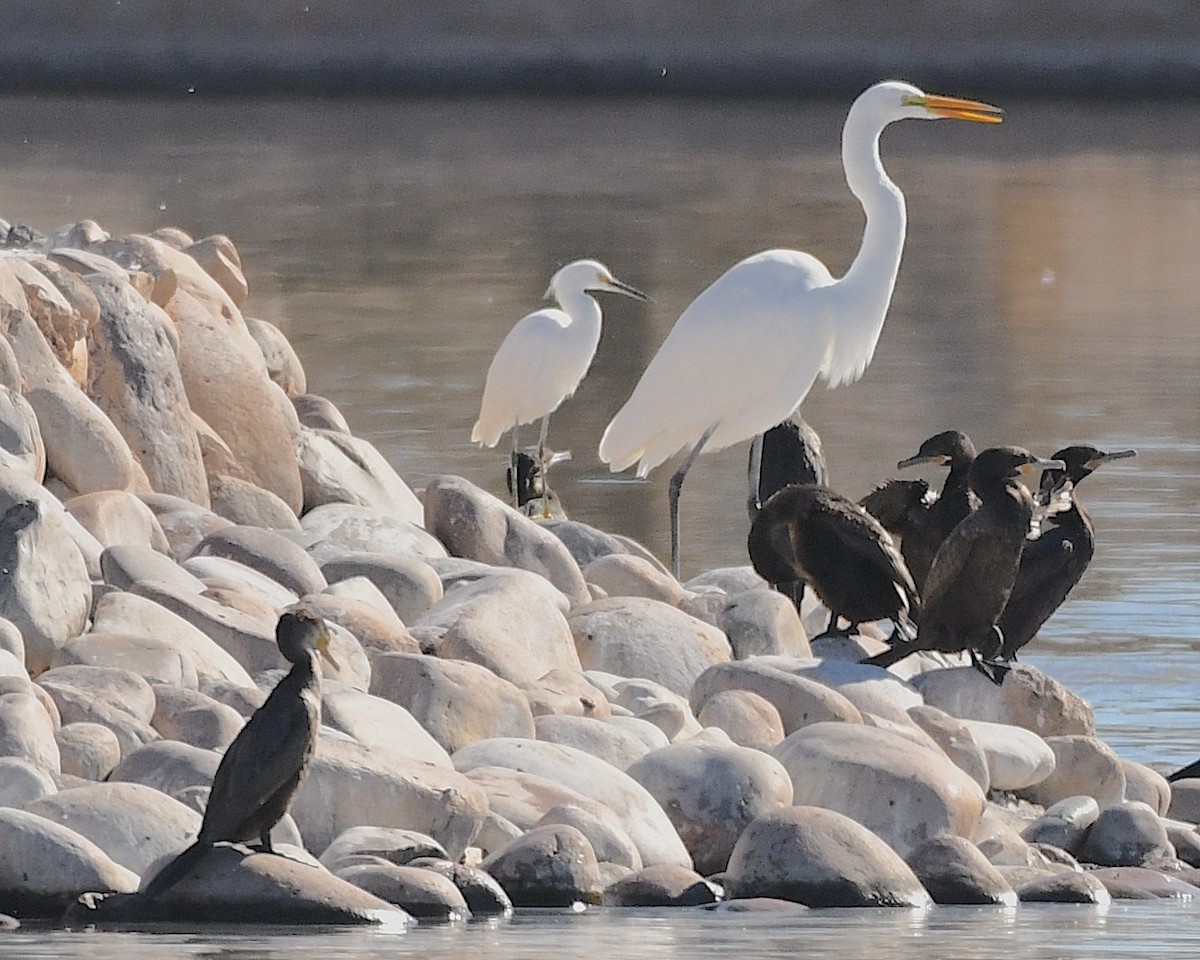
top-left (597, 80), bottom-right (1002, 574)
top-left (472, 258), bottom-right (646, 509)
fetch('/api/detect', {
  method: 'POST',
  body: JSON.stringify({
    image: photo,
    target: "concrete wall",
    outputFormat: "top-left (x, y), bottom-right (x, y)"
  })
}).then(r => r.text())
top-left (4, 1), bottom-right (1199, 96)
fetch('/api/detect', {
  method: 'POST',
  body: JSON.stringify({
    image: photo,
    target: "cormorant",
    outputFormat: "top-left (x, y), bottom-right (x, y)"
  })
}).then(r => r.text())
top-left (861, 430), bottom-right (977, 592)
top-left (862, 446), bottom-right (1064, 683)
top-left (996, 445), bottom-right (1136, 660)
top-left (748, 483), bottom-right (919, 642)
top-left (748, 412), bottom-right (829, 520)
top-left (505, 448), bottom-right (570, 519)
top-left (142, 606), bottom-right (338, 898)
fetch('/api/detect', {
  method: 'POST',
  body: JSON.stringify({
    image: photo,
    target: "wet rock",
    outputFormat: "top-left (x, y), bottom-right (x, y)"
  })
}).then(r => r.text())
top-left (1016, 870), bottom-right (1112, 904)
top-left (696, 689), bottom-right (786, 752)
top-left (603, 863), bottom-right (721, 906)
top-left (64, 490), bottom-right (171, 554)
top-left (1018, 735), bottom-right (1125, 808)
top-left (336, 861), bottom-right (469, 919)
top-left (292, 734), bottom-right (488, 860)
top-left (519, 667), bottom-right (611, 719)
top-left (321, 553), bottom-right (442, 626)
top-left (771, 721), bottom-right (986, 859)
top-left (627, 740), bottom-right (792, 875)
top-left (300, 502), bottom-right (445, 564)
top-left (1165, 823), bottom-right (1200, 867)
top-left (318, 826), bottom-right (449, 871)
top-left (907, 704), bottom-right (990, 791)
top-left (1077, 800), bottom-right (1174, 866)
top-left (962, 718), bottom-right (1056, 791)
top-left (418, 571), bottom-right (578, 684)
top-left (534, 803), bottom-right (642, 872)
top-left (55, 722), bottom-right (122, 781)
top-left (906, 835), bottom-right (1016, 905)
top-left (453, 738), bottom-right (691, 868)
top-left (423, 474), bottom-right (588, 605)
top-left (207, 474), bottom-right (300, 529)
top-left (1122, 760), bottom-right (1171, 815)
top-left (193, 524), bottom-right (327, 596)
top-left (52, 632), bottom-right (200, 690)
top-left (297, 428), bottom-right (424, 525)
top-left (582, 554), bottom-right (682, 605)
top-left (83, 274), bottom-right (208, 504)
top-left (26, 781), bottom-right (201, 874)
top-left (151, 685), bottom-right (244, 750)
top-left (0, 499), bottom-right (91, 674)
top-left (1089, 866), bottom-right (1200, 900)
top-left (321, 686), bottom-right (451, 768)
top-left (369, 652), bottom-right (535, 754)
top-left (0, 756), bottom-right (57, 806)
top-left (725, 805), bottom-right (931, 907)
top-left (405, 857), bottom-right (513, 915)
top-left (690, 659), bottom-right (862, 734)
top-left (0, 690), bottom-right (60, 772)
top-left (569, 597), bottom-right (730, 697)
top-left (535, 714), bottom-right (649, 769)
top-left (719, 589), bottom-right (810, 659)
top-left (244, 316), bottom-right (303, 391)
top-left (0, 385), bottom-right (44, 483)
top-left (703, 897), bottom-right (809, 913)
top-left (911, 663), bottom-right (1095, 738)
top-left (1020, 795), bottom-right (1100, 854)
top-left (481, 823), bottom-right (602, 906)
top-left (0, 807), bottom-right (139, 915)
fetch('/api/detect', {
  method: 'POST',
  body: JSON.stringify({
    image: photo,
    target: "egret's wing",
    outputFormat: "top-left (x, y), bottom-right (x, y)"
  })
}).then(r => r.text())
top-left (599, 251), bottom-right (835, 475)
top-left (472, 308), bottom-right (571, 446)
top-left (819, 276), bottom-right (892, 388)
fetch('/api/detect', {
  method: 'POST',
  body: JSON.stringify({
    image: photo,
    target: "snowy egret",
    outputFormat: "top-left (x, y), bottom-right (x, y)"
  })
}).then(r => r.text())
top-left (471, 259), bottom-right (647, 510)
top-left (598, 81), bottom-right (1002, 577)
top-left (861, 430), bottom-right (978, 591)
top-left (748, 483), bottom-right (918, 644)
top-left (863, 447), bottom-right (1064, 683)
top-left (997, 445), bottom-right (1135, 660)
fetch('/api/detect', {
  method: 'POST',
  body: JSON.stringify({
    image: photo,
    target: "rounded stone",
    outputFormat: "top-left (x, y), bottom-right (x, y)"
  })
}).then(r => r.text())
top-left (962, 718), bottom-right (1056, 791)
top-left (108, 740), bottom-right (222, 796)
top-left (299, 502), bottom-right (446, 564)
top-left (534, 714), bottom-right (650, 770)
top-left (318, 826), bottom-right (449, 871)
top-left (1078, 801), bottom-right (1175, 867)
top-left (64, 490), bottom-right (170, 555)
top-left (320, 686), bottom-right (452, 768)
top-left (1121, 760), bottom-right (1171, 816)
top-left (37, 663), bottom-right (157, 724)
top-left (193, 524), bottom-right (328, 597)
top-left (151, 685), bottom-right (245, 751)
top-left (1020, 795), bottom-right (1100, 854)
top-left (336, 861), bottom-right (470, 919)
top-left (697, 689), bottom-right (786, 752)
top-left (907, 704), bottom-right (990, 791)
top-left (719, 588), bottom-right (811, 659)
top-left (725, 806), bottom-right (932, 908)
top-left (55, 722), bottom-right (122, 781)
top-left (0, 690), bottom-right (61, 772)
top-left (404, 858), bottom-right (513, 915)
top-left (0, 756), bottom-right (57, 807)
top-left (207, 474), bottom-right (300, 530)
top-left (481, 824), bottom-right (602, 907)
top-left (1016, 870), bottom-right (1112, 904)
top-left (51, 632), bottom-right (200, 690)
top-left (1088, 866), bottom-right (1200, 900)
top-left (1018, 735), bottom-right (1126, 808)
top-left (602, 863), bottom-right (721, 906)
top-left (905, 835), bottom-right (1016, 905)
top-left (690, 659), bottom-right (862, 734)
top-left (583, 554), bottom-right (683, 606)
top-left (1167, 778), bottom-right (1200, 823)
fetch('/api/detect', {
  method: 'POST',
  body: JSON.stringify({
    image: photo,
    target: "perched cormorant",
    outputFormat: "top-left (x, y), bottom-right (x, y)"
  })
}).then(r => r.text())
top-left (748, 483), bottom-right (919, 642)
top-left (861, 430), bottom-right (977, 592)
top-left (748, 412), bottom-right (829, 521)
top-left (142, 607), bottom-right (338, 898)
top-left (1167, 758), bottom-right (1200, 783)
top-left (862, 446), bottom-right (1064, 683)
top-left (505, 448), bottom-right (570, 518)
top-left (996, 445), bottom-right (1136, 660)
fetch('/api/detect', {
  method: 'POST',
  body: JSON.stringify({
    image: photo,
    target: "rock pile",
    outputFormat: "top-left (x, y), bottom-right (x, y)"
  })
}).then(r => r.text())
top-left (0, 220), bottom-right (1192, 927)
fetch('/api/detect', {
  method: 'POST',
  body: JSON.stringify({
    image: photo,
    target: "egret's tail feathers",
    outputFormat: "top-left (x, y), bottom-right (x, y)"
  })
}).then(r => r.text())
top-left (141, 840), bottom-right (208, 899)
top-left (470, 419), bottom-right (502, 448)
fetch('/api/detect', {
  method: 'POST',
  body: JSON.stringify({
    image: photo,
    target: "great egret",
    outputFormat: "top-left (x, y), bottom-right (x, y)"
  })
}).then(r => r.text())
top-left (598, 81), bottom-right (1002, 577)
top-left (863, 447), bottom-right (1064, 683)
top-left (472, 258), bottom-right (646, 511)
top-left (748, 483), bottom-right (918, 643)
top-left (143, 607), bottom-right (338, 898)
top-left (997, 445), bottom-right (1136, 660)
top-left (861, 429), bottom-right (978, 591)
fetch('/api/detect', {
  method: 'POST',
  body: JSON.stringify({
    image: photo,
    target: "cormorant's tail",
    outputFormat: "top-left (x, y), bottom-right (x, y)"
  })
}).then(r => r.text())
top-left (141, 840), bottom-right (208, 899)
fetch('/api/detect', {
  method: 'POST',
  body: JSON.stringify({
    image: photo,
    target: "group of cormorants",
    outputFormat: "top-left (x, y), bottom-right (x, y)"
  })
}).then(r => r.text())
top-left (747, 418), bottom-right (1135, 683)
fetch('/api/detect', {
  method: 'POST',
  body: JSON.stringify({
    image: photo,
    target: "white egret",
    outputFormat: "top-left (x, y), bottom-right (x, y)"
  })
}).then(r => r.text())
top-left (598, 80), bottom-right (1002, 577)
top-left (472, 259), bottom-right (647, 510)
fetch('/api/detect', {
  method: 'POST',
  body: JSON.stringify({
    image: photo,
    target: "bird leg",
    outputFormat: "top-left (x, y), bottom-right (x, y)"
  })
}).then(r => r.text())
top-left (669, 426), bottom-right (714, 579)
top-left (256, 831), bottom-right (276, 855)
top-left (968, 647), bottom-right (1010, 686)
top-left (747, 432), bottom-right (764, 518)
top-left (537, 415), bottom-right (553, 520)
top-left (509, 422), bottom-right (521, 509)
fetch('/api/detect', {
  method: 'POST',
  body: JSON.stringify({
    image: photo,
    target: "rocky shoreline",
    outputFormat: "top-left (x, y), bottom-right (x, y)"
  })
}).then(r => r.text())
top-left (0, 221), bottom-right (1197, 928)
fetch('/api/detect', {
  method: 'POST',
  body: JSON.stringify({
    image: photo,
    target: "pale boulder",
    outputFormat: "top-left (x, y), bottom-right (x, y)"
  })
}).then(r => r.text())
top-left (207, 474), bottom-right (300, 529)
top-left (193, 524), bottom-right (328, 597)
top-left (300, 502), bottom-right (445, 564)
top-left (187, 235), bottom-right (248, 306)
top-left (0, 385), bottom-right (44, 482)
top-left (482, 823), bottom-right (602, 906)
top-left (0, 690), bottom-right (61, 772)
top-left (64, 490), bottom-right (171, 553)
top-left (318, 825), bottom-right (449, 871)
top-left (138, 492), bottom-right (232, 559)
top-left (534, 714), bottom-right (650, 770)
top-left (335, 861), bottom-right (469, 919)
top-left (25, 383), bottom-right (143, 495)
top-left (534, 802), bottom-right (642, 872)
top-left (907, 704), bottom-right (990, 792)
top-left (51, 632), bottom-right (200, 690)
top-left (298, 591), bottom-right (419, 659)
top-left (107, 740), bottom-right (221, 796)
top-left (0, 756), bottom-right (57, 807)
top-left (292, 393), bottom-right (351, 433)
top-left (1121, 760), bottom-right (1171, 815)
top-left (519, 668), bottom-right (611, 719)
top-left (719, 588), bottom-right (811, 659)
top-left (244, 316), bottom-right (304, 392)
top-left (55, 722), bottom-right (122, 781)
top-left (583, 554), bottom-right (682, 606)
top-left (697, 689), bottom-right (786, 752)
top-left (962, 718), bottom-right (1056, 791)
top-left (690, 659), bottom-right (862, 734)
top-left (296, 428), bottom-right (424, 525)
top-left (1019, 735), bottom-right (1126, 809)
top-left (321, 686), bottom-right (452, 768)
top-left (793, 659), bottom-right (921, 725)
top-left (321, 552), bottom-right (443, 625)
top-left (1021, 795), bottom-right (1100, 853)
top-left (611, 678), bottom-right (703, 741)
top-left (151, 685), bottom-right (245, 750)
top-left (772, 721), bottom-right (986, 858)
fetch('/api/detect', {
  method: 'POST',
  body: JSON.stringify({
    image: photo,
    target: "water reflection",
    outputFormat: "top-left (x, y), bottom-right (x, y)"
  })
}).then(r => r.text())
top-left (0, 94), bottom-right (1197, 765)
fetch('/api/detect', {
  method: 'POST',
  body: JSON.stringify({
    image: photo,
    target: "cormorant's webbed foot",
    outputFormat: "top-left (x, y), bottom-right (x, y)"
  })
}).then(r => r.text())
top-left (968, 648), bottom-right (1010, 686)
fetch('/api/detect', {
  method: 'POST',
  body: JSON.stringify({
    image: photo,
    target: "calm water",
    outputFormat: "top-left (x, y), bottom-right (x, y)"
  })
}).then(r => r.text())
top-left (1, 94), bottom-right (1198, 952)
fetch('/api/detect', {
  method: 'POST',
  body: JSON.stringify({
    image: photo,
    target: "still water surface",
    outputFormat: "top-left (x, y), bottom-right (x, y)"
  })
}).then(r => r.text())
top-left (0, 94), bottom-right (1197, 953)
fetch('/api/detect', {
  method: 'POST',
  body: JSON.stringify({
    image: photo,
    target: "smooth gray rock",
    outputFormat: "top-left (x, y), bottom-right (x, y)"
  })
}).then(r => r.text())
top-left (602, 863), bottom-right (721, 906)
top-left (690, 659), bottom-right (862, 734)
top-left (368, 652), bottom-right (535, 754)
top-left (541, 519), bottom-right (640, 570)
top-left (108, 740), bottom-right (222, 796)
top-left (318, 825), bottom-right (449, 871)
top-left (1168, 778), bottom-right (1200, 823)
top-left (336, 861), bottom-right (470, 919)
top-left (0, 807), bottom-right (139, 915)
top-left (0, 756), bottom-right (57, 807)
top-left (696, 689), bottom-right (786, 752)
top-left (534, 714), bottom-right (650, 770)
top-left (1019, 735), bottom-right (1125, 808)
top-left (423, 474), bottom-right (589, 605)
top-left (569, 596), bottom-right (731, 697)
top-left (1122, 760), bottom-right (1171, 815)
top-left (906, 835), bottom-right (1017, 905)
top-left (244, 315), bottom-right (303, 391)
top-left (151, 684), bottom-right (244, 750)
top-left (296, 427), bottom-right (424, 525)
top-left (1165, 823), bottom-right (1200, 867)
top-left (192, 524), bottom-right (327, 596)
top-left (719, 588), bottom-right (810, 659)
top-left (321, 552), bottom-right (443, 625)
top-left (83, 273), bottom-right (208, 504)
top-left (0, 499), bottom-right (91, 674)
top-left (481, 824), bottom-right (602, 906)
top-left (1016, 870), bottom-right (1112, 904)
top-left (725, 806), bottom-right (932, 907)
top-left (1078, 801), bottom-right (1175, 867)
top-left (536, 801), bottom-right (643, 872)
top-left (792, 659), bottom-right (920, 725)
top-left (0, 691), bottom-right (60, 772)
top-left (907, 704), bottom-right (991, 792)
top-left (54, 722), bottom-right (122, 781)
top-left (1089, 866), bottom-right (1200, 900)
top-left (0, 384), bottom-right (43, 483)
top-left (627, 740), bottom-right (792, 875)
top-left (299, 502), bottom-right (445, 564)
top-left (1021, 795), bottom-right (1100, 854)
top-left (291, 393), bottom-right (351, 433)
top-left (405, 857), bottom-right (513, 915)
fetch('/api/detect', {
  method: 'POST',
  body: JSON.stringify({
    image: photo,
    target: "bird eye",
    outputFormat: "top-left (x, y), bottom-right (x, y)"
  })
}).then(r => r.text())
top-left (901, 94), bottom-right (923, 107)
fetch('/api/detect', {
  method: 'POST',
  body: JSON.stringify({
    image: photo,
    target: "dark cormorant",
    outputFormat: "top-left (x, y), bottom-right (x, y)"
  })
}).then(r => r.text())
top-left (861, 430), bottom-right (977, 592)
top-left (748, 483), bottom-right (919, 642)
top-left (505, 449), bottom-right (570, 519)
top-left (142, 606), bottom-right (337, 898)
top-left (748, 412), bottom-right (828, 520)
top-left (996, 445), bottom-right (1136, 660)
top-left (862, 446), bottom-right (1064, 683)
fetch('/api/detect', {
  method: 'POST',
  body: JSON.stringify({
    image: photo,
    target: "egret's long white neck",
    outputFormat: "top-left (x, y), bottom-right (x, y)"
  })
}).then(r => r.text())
top-left (837, 105), bottom-right (907, 326)
top-left (558, 289), bottom-right (603, 336)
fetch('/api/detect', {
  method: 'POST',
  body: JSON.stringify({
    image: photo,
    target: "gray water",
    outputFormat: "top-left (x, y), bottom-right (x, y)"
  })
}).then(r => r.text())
top-left (1, 94), bottom-right (1198, 953)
